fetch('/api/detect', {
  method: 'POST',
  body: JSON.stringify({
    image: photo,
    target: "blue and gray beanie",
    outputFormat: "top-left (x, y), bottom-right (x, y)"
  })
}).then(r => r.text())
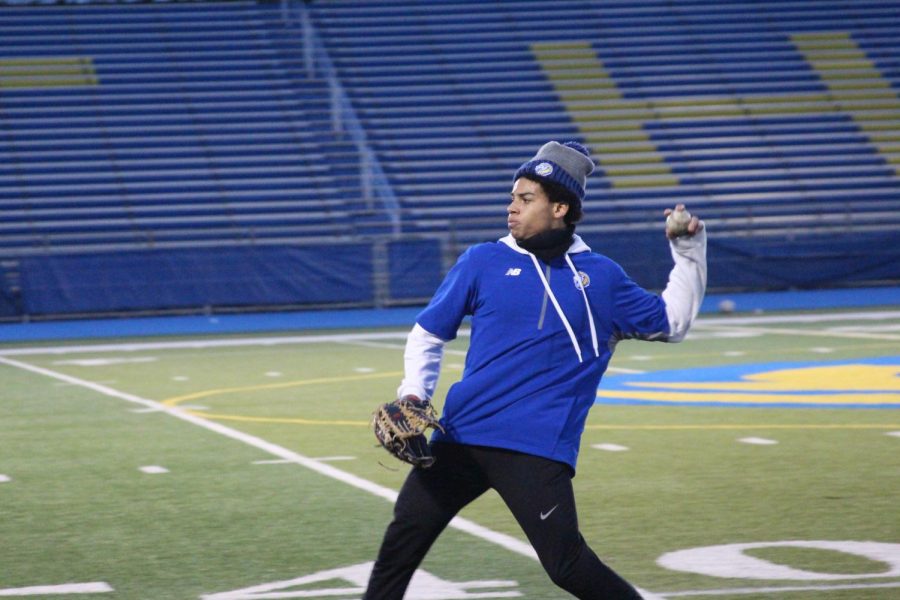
top-left (513, 141), bottom-right (595, 203)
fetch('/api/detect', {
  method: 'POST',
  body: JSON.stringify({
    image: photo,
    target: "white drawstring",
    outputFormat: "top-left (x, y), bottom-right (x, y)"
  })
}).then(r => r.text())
top-left (528, 254), bottom-right (584, 363)
top-left (565, 254), bottom-right (600, 358)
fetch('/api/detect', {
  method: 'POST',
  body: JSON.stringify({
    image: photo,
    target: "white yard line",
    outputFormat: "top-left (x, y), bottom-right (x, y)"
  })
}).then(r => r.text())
top-left (591, 443), bottom-right (630, 452)
top-left (336, 338), bottom-right (469, 357)
top-left (0, 356), bottom-right (537, 565)
top-left (829, 324), bottom-right (900, 333)
top-left (335, 339), bottom-right (406, 351)
top-left (138, 466), bottom-right (169, 474)
top-left (0, 582), bottom-right (113, 596)
top-left (608, 366), bottom-right (646, 374)
top-left (696, 310), bottom-right (900, 326)
top-left (0, 331), bottom-right (413, 357)
top-left (738, 437), bottom-right (779, 446)
top-left (334, 339), bottom-right (642, 373)
top-left (694, 323), bottom-right (900, 342)
top-left (2, 309), bottom-right (897, 357)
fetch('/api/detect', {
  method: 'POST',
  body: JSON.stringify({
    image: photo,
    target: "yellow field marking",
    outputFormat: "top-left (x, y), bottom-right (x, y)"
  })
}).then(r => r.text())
top-left (190, 413), bottom-right (369, 427)
top-left (599, 362), bottom-right (900, 406)
top-left (584, 423), bottom-right (899, 430)
top-left (161, 370), bottom-right (403, 406)
top-left (631, 364), bottom-right (899, 393)
top-left (161, 370), bottom-right (403, 426)
top-left (158, 368), bottom-right (899, 430)
top-left (596, 389), bottom-right (899, 405)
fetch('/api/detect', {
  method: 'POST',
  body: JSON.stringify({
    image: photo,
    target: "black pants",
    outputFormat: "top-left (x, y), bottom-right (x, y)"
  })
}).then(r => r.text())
top-left (364, 443), bottom-right (643, 599)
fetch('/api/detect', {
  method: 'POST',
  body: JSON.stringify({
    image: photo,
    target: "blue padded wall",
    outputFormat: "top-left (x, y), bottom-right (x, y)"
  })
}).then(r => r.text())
top-left (387, 239), bottom-right (443, 301)
top-left (0, 280), bottom-right (17, 318)
top-left (19, 245), bottom-right (374, 315)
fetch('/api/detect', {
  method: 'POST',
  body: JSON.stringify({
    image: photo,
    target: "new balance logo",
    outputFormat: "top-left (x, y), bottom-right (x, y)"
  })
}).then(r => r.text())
top-left (505, 268), bottom-right (522, 276)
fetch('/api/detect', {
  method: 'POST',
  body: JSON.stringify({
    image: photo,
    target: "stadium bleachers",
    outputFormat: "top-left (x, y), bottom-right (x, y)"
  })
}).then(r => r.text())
top-left (309, 0), bottom-right (899, 245)
top-left (0, 1), bottom-right (363, 256)
top-left (0, 0), bottom-right (897, 316)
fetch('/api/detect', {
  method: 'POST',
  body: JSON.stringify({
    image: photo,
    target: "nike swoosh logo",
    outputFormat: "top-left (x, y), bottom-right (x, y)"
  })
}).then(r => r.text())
top-left (540, 504), bottom-right (559, 521)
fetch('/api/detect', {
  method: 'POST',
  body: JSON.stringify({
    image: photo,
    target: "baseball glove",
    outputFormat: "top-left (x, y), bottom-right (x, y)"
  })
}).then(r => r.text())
top-left (372, 395), bottom-right (444, 468)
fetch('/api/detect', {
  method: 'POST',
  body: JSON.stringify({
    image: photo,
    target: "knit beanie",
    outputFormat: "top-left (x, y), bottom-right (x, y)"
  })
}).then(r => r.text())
top-left (513, 141), bottom-right (595, 203)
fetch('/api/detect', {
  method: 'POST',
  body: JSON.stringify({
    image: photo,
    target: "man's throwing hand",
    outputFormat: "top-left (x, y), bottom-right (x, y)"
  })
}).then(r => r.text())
top-left (664, 204), bottom-right (703, 239)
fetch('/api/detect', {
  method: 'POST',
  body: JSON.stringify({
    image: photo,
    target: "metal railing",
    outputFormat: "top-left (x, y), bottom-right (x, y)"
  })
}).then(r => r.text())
top-left (281, 0), bottom-right (401, 236)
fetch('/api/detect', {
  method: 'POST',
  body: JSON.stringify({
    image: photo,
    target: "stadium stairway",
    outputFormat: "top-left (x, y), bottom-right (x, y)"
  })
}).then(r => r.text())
top-left (309, 0), bottom-right (900, 288)
top-left (0, 1), bottom-right (376, 258)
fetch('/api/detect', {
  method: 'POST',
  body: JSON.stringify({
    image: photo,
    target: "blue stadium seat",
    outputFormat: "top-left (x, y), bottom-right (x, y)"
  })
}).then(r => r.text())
top-left (308, 0), bottom-right (900, 250)
top-left (0, 1), bottom-right (358, 255)
top-left (1, 0), bottom-right (897, 303)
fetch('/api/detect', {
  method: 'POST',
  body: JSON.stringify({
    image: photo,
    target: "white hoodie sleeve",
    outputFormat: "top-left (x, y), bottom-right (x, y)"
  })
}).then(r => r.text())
top-left (396, 323), bottom-right (447, 401)
top-left (662, 227), bottom-right (708, 343)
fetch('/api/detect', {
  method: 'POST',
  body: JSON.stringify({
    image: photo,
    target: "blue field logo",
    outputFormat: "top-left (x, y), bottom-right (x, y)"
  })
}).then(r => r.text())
top-left (597, 357), bottom-right (900, 408)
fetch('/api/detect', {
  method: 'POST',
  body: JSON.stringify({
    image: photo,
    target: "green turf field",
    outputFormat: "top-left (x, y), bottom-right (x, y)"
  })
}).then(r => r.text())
top-left (1, 308), bottom-right (898, 599)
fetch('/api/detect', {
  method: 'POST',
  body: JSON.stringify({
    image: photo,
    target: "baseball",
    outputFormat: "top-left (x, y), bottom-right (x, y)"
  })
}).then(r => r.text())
top-left (666, 206), bottom-right (692, 237)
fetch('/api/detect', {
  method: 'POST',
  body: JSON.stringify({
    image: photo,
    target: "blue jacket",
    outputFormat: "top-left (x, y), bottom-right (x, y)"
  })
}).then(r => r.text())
top-left (416, 234), bottom-right (670, 470)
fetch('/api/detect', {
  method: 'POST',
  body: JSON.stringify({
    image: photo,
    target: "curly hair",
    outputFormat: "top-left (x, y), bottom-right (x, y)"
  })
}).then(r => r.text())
top-left (520, 174), bottom-right (583, 225)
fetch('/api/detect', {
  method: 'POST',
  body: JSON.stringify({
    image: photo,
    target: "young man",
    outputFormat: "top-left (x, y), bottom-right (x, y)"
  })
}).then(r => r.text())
top-left (366, 141), bottom-right (707, 599)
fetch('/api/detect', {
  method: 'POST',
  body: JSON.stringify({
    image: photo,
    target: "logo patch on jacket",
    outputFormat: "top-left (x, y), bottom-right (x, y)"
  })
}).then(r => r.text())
top-left (573, 271), bottom-right (590, 289)
top-left (505, 268), bottom-right (522, 276)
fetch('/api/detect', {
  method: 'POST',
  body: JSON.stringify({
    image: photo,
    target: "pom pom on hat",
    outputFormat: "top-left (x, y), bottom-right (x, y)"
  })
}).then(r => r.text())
top-left (513, 140), bottom-right (595, 202)
top-left (561, 140), bottom-right (591, 158)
